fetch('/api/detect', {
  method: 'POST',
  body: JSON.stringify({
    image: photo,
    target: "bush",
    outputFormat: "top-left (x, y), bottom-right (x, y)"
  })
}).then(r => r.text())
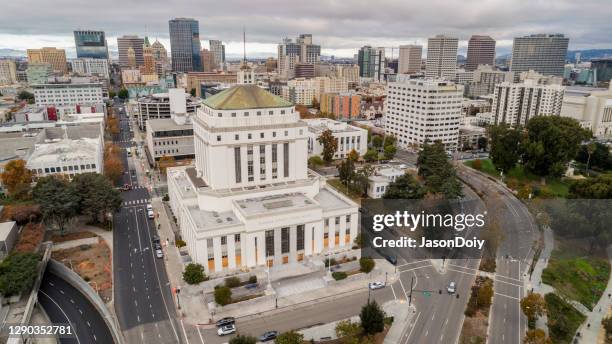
top-left (162, 194), bottom-right (169, 202)
top-left (175, 239), bottom-right (186, 248)
top-left (248, 275), bottom-right (257, 284)
top-left (332, 271), bottom-right (347, 280)
top-left (215, 286), bottom-right (232, 306)
top-left (0, 252), bottom-right (40, 296)
top-left (360, 257), bottom-right (375, 273)
top-left (325, 258), bottom-right (337, 268)
top-left (182, 263), bottom-right (207, 285)
top-left (225, 276), bottom-right (241, 288)
top-left (229, 335), bottom-right (257, 344)
top-left (308, 156), bottom-right (324, 167)
top-left (360, 300), bottom-right (385, 335)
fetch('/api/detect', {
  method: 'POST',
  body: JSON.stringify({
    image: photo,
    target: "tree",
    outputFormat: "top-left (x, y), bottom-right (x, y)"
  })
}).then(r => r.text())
top-left (472, 159), bottom-right (482, 171)
top-left (363, 149), bottom-right (378, 163)
top-left (17, 90), bottom-right (35, 103)
top-left (383, 173), bottom-right (425, 199)
top-left (569, 175), bottom-right (612, 198)
top-left (311, 96), bottom-right (319, 109)
top-left (0, 252), bottom-right (39, 296)
top-left (275, 331), bottom-right (304, 344)
top-left (477, 136), bottom-right (488, 151)
top-left (371, 135), bottom-right (383, 149)
top-left (308, 155), bottom-right (324, 167)
top-left (353, 232), bottom-right (363, 248)
top-left (158, 155), bottom-right (176, 174)
top-left (488, 124), bottom-right (522, 173)
top-left (417, 141), bottom-right (463, 198)
top-left (1, 159), bottom-right (33, 199)
top-left (337, 158), bottom-right (356, 185)
top-left (359, 256), bottom-right (375, 273)
top-left (71, 173), bottom-right (122, 224)
top-left (383, 144), bottom-right (397, 160)
top-left (32, 176), bottom-right (78, 235)
top-left (108, 90), bottom-right (116, 98)
top-left (360, 300), bottom-right (385, 335)
top-left (353, 164), bottom-right (375, 196)
top-left (522, 116), bottom-right (591, 177)
top-left (104, 143), bottom-right (123, 184)
top-left (214, 286), bottom-right (232, 305)
top-left (118, 88), bottom-right (129, 99)
top-left (521, 293), bottom-right (546, 327)
top-left (576, 142), bottom-right (612, 171)
top-left (335, 320), bottom-right (362, 344)
top-left (317, 129), bottom-right (338, 162)
top-left (476, 282), bottom-right (493, 309)
top-left (183, 263), bottom-right (207, 285)
top-left (190, 88), bottom-right (196, 97)
top-left (347, 149), bottom-right (359, 162)
top-left (229, 335), bottom-right (257, 344)
top-left (524, 329), bottom-right (552, 344)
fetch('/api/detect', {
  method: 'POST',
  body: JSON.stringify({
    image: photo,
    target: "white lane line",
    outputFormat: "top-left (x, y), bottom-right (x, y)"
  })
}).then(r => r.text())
top-left (397, 260), bottom-right (429, 268)
top-left (405, 311), bottom-right (421, 343)
top-left (180, 319), bottom-right (191, 344)
top-left (399, 264), bottom-right (432, 275)
top-left (390, 283), bottom-right (397, 300)
top-left (39, 290), bottom-right (82, 344)
top-left (495, 292), bottom-right (519, 301)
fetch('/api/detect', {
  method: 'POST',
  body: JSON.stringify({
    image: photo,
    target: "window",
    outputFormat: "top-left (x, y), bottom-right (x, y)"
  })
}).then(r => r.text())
top-left (335, 217), bottom-right (340, 225)
top-left (234, 147), bottom-right (242, 183)
top-left (281, 110), bottom-right (286, 114)
top-left (281, 228), bottom-right (290, 253)
top-left (265, 230), bottom-right (274, 257)
top-left (244, 112), bottom-right (249, 116)
top-left (231, 112), bottom-right (236, 117)
top-left (217, 135), bottom-right (221, 141)
top-left (248, 133), bottom-right (252, 139)
top-left (269, 110), bottom-right (273, 115)
top-left (247, 145), bottom-right (254, 182)
top-left (235, 234), bottom-right (241, 242)
top-left (257, 111), bottom-right (262, 116)
top-left (259, 145), bottom-right (266, 179)
top-left (235, 134), bottom-right (239, 140)
top-left (271, 144), bottom-right (278, 179)
top-left (272, 132), bottom-right (276, 137)
top-left (283, 142), bottom-right (289, 177)
top-left (260, 132), bottom-right (264, 138)
top-left (297, 225), bottom-right (305, 250)
top-left (221, 236), bottom-right (227, 245)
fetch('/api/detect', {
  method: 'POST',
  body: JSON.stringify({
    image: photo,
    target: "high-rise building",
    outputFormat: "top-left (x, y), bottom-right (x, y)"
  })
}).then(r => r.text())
top-left (169, 18), bottom-right (202, 72)
top-left (278, 35), bottom-right (320, 78)
top-left (127, 47), bottom-right (137, 68)
top-left (357, 46), bottom-right (385, 81)
top-left (27, 47), bottom-right (67, 74)
top-left (425, 35), bottom-right (458, 79)
top-left (465, 35), bottom-right (496, 71)
top-left (0, 59), bottom-right (17, 85)
top-left (73, 30), bottom-right (108, 59)
top-left (491, 79), bottom-right (565, 126)
top-left (265, 58), bottom-right (277, 72)
top-left (70, 58), bottom-right (110, 78)
top-left (335, 64), bottom-right (360, 84)
top-left (151, 40), bottom-right (168, 63)
top-left (561, 84), bottom-right (612, 138)
top-left (464, 65), bottom-right (513, 98)
top-left (510, 34), bottom-right (569, 77)
top-left (209, 40), bottom-right (225, 69)
top-left (200, 49), bottom-right (215, 72)
top-left (117, 35), bottom-right (144, 68)
top-left (141, 38), bottom-right (156, 74)
top-left (26, 63), bottom-right (52, 84)
top-left (398, 45), bottom-right (422, 74)
top-left (385, 79), bottom-right (463, 151)
top-left (592, 58), bottom-right (612, 85)
top-left (320, 92), bottom-right (361, 120)
top-left (295, 63), bottom-right (315, 78)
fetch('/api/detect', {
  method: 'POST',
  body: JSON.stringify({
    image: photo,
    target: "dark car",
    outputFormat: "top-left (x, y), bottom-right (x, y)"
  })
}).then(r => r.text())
top-left (215, 317), bottom-right (235, 328)
top-left (152, 235), bottom-right (160, 244)
top-left (384, 254), bottom-right (397, 265)
top-left (259, 331), bottom-right (278, 342)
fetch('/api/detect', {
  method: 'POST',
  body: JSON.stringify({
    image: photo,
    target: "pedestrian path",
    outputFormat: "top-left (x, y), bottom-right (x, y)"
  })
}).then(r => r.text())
top-left (123, 198), bottom-right (150, 206)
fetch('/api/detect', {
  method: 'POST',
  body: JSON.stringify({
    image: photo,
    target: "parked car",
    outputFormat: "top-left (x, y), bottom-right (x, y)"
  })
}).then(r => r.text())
top-left (447, 281), bottom-right (456, 294)
top-left (259, 331), bottom-right (278, 342)
top-left (155, 249), bottom-right (164, 259)
top-left (147, 210), bottom-right (154, 219)
top-left (215, 317), bottom-right (235, 328)
top-left (369, 281), bottom-right (385, 290)
top-left (122, 184), bottom-right (131, 191)
top-left (152, 235), bottom-right (160, 244)
top-left (153, 242), bottom-right (161, 250)
top-left (217, 324), bottom-right (236, 336)
top-left (384, 254), bottom-right (397, 265)
top-left (146, 204), bottom-right (153, 211)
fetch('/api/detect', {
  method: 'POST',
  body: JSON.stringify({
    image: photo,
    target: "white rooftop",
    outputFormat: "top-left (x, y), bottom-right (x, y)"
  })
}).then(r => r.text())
top-left (0, 221), bottom-right (16, 241)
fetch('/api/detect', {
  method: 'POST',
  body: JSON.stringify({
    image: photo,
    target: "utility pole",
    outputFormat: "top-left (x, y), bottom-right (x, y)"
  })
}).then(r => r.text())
top-left (408, 276), bottom-right (414, 307)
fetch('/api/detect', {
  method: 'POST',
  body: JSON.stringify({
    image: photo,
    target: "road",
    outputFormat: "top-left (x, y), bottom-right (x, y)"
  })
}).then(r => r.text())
top-left (39, 270), bottom-right (114, 344)
top-left (111, 99), bottom-right (184, 344)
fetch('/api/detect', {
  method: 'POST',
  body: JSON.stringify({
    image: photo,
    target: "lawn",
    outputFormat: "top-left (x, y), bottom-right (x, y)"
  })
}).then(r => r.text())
top-left (464, 159), bottom-right (570, 198)
top-left (545, 293), bottom-right (586, 344)
top-left (541, 248), bottom-right (611, 311)
top-left (327, 178), bottom-right (363, 203)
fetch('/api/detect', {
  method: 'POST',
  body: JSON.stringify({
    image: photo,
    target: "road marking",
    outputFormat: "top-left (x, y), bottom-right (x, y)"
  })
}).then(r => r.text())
top-left (398, 276), bottom-right (408, 300)
top-left (397, 259), bottom-right (429, 268)
top-left (431, 314), bottom-right (435, 321)
top-left (495, 292), bottom-right (519, 300)
top-left (196, 325), bottom-right (206, 344)
top-left (405, 311), bottom-right (421, 342)
top-left (60, 289), bottom-right (64, 294)
top-left (399, 264), bottom-right (432, 275)
top-left (39, 290), bottom-right (81, 344)
top-left (87, 321), bottom-right (91, 327)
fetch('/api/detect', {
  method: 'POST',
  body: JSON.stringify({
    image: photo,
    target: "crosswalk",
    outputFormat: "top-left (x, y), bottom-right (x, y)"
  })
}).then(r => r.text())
top-left (123, 199), bottom-right (150, 206)
top-left (126, 185), bottom-right (147, 190)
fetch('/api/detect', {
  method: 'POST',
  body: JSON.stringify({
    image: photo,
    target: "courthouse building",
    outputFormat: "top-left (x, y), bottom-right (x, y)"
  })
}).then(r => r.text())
top-left (167, 85), bottom-right (359, 274)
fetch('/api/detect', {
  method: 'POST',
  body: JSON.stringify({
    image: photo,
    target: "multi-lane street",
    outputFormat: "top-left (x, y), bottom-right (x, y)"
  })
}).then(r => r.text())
top-left (111, 99), bottom-right (184, 344)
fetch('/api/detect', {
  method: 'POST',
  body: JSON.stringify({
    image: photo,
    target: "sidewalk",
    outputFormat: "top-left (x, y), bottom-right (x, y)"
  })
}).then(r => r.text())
top-left (524, 226), bottom-right (554, 332)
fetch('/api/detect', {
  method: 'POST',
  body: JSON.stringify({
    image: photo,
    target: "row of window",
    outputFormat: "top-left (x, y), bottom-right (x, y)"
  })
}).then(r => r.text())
top-left (32, 163), bottom-right (96, 174)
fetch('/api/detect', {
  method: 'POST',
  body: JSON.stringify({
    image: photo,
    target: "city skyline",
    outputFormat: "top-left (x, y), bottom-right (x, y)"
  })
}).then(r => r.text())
top-left (1, 0), bottom-right (612, 58)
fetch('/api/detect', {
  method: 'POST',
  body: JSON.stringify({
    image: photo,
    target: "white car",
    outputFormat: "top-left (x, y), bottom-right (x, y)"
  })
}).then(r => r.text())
top-left (146, 204), bottom-right (153, 212)
top-left (217, 324), bottom-right (236, 336)
top-left (155, 249), bottom-right (163, 259)
top-left (447, 281), bottom-right (456, 294)
top-left (369, 281), bottom-right (385, 290)
top-left (147, 210), bottom-right (154, 219)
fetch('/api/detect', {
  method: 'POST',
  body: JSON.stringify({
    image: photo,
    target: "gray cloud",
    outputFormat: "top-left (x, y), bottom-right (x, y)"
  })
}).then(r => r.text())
top-left (1, 0), bottom-right (611, 57)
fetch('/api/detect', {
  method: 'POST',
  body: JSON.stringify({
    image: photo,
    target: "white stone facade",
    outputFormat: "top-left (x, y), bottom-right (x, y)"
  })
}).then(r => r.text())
top-left (304, 118), bottom-right (367, 159)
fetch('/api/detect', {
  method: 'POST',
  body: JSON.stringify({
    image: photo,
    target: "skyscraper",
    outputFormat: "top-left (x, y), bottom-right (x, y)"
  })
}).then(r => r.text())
top-left (398, 45), bottom-right (422, 74)
top-left (357, 46), bottom-right (385, 82)
top-left (510, 34), bottom-right (569, 77)
top-left (209, 40), bottom-right (225, 69)
top-left (142, 38), bottom-right (156, 74)
top-left (169, 18), bottom-right (202, 72)
top-left (200, 48), bottom-right (215, 72)
top-left (73, 30), bottom-right (108, 59)
top-left (117, 35), bottom-right (145, 67)
top-left (277, 34), bottom-right (320, 78)
top-left (425, 35), bottom-right (458, 79)
top-left (27, 47), bottom-right (67, 74)
top-left (465, 35), bottom-right (496, 71)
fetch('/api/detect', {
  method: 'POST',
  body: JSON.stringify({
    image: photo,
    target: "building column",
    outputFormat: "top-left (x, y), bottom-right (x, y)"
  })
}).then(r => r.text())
top-left (245, 233), bottom-right (257, 268)
top-left (240, 234), bottom-right (247, 268)
top-left (328, 217), bottom-right (336, 249)
top-left (349, 213), bottom-right (358, 245)
top-left (305, 223), bottom-right (313, 256)
top-left (199, 239), bottom-right (209, 273)
top-left (227, 234), bottom-right (236, 270)
top-left (274, 228), bottom-right (282, 264)
top-left (289, 226), bottom-right (297, 263)
top-left (313, 221), bottom-right (324, 254)
top-left (339, 215), bottom-right (347, 248)
top-left (256, 231), bottom-right (265, 266)
top-left (213, 237), bottom-right (223, 272)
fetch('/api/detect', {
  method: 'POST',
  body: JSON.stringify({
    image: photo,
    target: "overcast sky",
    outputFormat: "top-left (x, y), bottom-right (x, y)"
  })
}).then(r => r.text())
top-left (1, 0), bottom-right (611, 58)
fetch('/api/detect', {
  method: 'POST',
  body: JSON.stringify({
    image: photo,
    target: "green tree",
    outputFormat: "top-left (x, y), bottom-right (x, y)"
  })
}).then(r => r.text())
top-left (359, 256), bottom-right (375, 273)
top-left (524, 329), bottom-right (552, 344)
top-left (417, 141), bottom-right (463, 198)
top-left (363, 149), bottom-right (378, 162)
top-left (0, 252), bottom-right (39, 296)
top-left (71, 173), bottom-right (122, 224)
top-left (353, 164), bottom-right (375, 196)
top-left (569, 175), bottom-right (612, 198)
top-left (489, 124), bottom-right (522, 173)
top-left (576, 142), bottom-right (612, 171)
top-left (183, 263), bottom-right (207, 285)
top-left (108, 90), bottom-right (116, 98)
top-left (32, 176), bottom-right (78, 235)
top-left (118, 88), bottom-right (129, 99)
top-left (335, 319), bottom-right (362, 344)
top-left (353, 232), bottom-right (363, 248)
top-left (229, 335), bottom-right (257, 344)
top-left (383, 173), bottom-right (425, 199)
top-left (383, 144), bottom-right (397, 160)
top-left (337, 158), bottom-right (356, 185)
top-left (347, 149), bottom-right (360, 162)
top-left (360, 300), bottom-right (385, 335)
top-left (371, 135), bottom-right (383, 149)
top-left (521, 293), bottom-right (546, 328)
top-left (214, 286), bottom-right (232, 305)
top-left (275, 331), bottom-right (304, 344)
top-left (17, 90), bottom-right (35, 103)
top-left (190, 88), bottom-right (196, 97)
top-left (308, 155), bottom-right (324, 167)
top-left (0, 159), bottom-right (33, 199)
top-left (317, 129), bottom-right (338, 162)
top-left (522, 116), bottom-right (591, 176)
top-left (477, 136), bottom-right (488, 151)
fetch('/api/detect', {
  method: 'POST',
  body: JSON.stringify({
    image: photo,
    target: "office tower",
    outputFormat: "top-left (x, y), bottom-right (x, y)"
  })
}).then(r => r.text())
top-left (464, 65), bottom-right (513, 98)
top-left (425, 35), bottom-right (458, 79)
top-left (510, 34), bottom-right (569, 77)
top-left (0, 59), bottom-right (18, 85)
top-left (26, 63), bottom-right (52, 84)
top-left (357, 46), bottom-right (385, 82)
top-left (70, 58), bottom-right (110, 78)
top-left (140, 37), bottom-right (156, 74)
top-left (209, 40), bottom-right (225, 69)
top-left (169, 18), bottom-right (202, 72)
top-left (335, 64), bottom-right (360, 84)
top-left (491, 79), bottom-right (565, 126)
top-left (200, 49), bottom-right (215, 72)
top-left (277, 34), bottom-right (321, 78)
top-left (151, 39), bottom-right (168, 63)
top-left (295, 63), bottom-right (315, 78)
top-left (27, 47), bottom-right (67, 74)
top-left (127, 47), bottom-right (137, 68)
top-left (73, 30), bottom-right (108, 59)
top-left (398, 45), bottom-right (422, 74)
top-left (466, 35), bottom-right (496, 71)
top-left (117, 35), bottom-right (144, 68)
top-left (386, 79), bottom-right (463, 151)
top-left (592, 58), bottom-right (612, 85)
top-left (265, 58), bottom-right (277, 72)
